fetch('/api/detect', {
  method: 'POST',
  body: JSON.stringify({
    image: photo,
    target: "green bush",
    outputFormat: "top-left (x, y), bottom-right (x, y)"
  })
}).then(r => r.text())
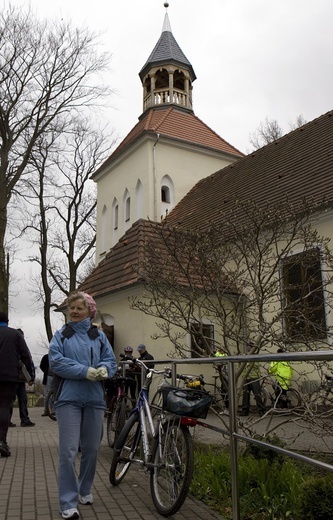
top-left (298, 474), bottom-right (333, 519)
top-left (243, 433), bottom-right (286, 464)
top-left (191, 443), bottom-right (333, 519)
top-left (191, 443), bottom-right (305, 519)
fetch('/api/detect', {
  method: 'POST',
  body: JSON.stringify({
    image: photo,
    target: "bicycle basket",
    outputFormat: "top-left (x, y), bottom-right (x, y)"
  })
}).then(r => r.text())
top-left (161, 386), bottom-right (212, 419)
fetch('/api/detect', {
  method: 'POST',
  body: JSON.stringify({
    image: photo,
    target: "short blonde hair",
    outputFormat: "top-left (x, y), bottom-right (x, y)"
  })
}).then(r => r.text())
top-left (66, 291), bottom-right (97, 319)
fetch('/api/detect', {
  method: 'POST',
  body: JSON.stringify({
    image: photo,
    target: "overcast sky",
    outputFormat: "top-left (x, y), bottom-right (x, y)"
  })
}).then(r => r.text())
top-left (8, 0), bottom-right (333, 363)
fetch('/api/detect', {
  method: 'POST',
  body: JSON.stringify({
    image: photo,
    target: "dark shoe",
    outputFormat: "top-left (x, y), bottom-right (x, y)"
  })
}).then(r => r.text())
top-left (41, 412), bottom-right (48, 417)
top-left (0, 441), bottom-right (11, 457)
top-left (9, 422), bottom-right (16, 427)
top-left (239, 411), bottom-right (249, 416)
top-left (21, 421), bottom-right (35, 427)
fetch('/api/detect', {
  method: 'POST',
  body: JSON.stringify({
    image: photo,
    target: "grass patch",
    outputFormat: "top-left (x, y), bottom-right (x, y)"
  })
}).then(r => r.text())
top-left (190, 442), bottom-right (333, 520)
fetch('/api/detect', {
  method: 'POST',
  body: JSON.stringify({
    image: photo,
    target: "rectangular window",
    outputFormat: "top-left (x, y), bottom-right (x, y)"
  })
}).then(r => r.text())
top-left (190, 322), bottom-right (214, 358)
top-left (281, 248), bottom-right (326, 341)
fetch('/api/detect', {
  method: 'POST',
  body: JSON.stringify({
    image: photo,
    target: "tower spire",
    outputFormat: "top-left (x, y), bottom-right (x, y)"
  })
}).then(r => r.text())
top-left (162, 2), bottom-right (172, 33)
top-left (139, 1), bottom-right (196, 114)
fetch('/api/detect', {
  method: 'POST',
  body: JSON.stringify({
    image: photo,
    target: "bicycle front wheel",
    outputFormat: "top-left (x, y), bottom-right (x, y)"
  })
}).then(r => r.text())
top-left (150, 418), bottom-right (194, 516)
top-left (151, 389), bottom-right (164, 420)
top-left (109, 411), bottom-right (140, 486)
top-left (45, 390), bottom-right (56, 421)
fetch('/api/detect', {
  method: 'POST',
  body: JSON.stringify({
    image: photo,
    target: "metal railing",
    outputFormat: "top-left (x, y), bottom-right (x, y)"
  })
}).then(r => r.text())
top-left (143, 349), bottom-right (333, 520)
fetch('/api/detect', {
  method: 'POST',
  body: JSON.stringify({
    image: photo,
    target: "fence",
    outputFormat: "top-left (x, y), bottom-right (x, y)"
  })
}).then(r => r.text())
top-left (144, 349), bottom-right (333, 520)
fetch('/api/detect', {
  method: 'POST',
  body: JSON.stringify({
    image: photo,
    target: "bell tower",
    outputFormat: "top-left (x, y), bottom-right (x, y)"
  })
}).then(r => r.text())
top-left (139, 2), bottom-right (196, 114)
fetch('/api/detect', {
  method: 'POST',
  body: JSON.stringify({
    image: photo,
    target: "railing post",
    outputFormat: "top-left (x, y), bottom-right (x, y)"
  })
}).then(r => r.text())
top-left (170, 362), bottom-right (177, 386)
top-left (228, 361), bottom-right (240, 520)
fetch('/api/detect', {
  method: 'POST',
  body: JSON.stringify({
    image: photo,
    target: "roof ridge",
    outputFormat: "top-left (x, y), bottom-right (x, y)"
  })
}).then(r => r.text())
top-left (144, 110), bottom-right (155, 130)
top-left (151, 107), bottom-right (173, 131)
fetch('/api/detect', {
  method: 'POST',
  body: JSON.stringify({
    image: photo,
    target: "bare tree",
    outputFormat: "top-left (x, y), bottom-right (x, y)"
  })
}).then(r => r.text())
top-left (249, 117), bottom-right (283, 150)
top-left (0, 3), bottom-right (111, 312)
top-left (249, 115), bottom-right (307, 150)
top-left (289, 114), bottom-right (307, 131)
top-left (20, 119), bottom-right (112, 341)
top-left (130, 199), bottom-right (333, 429)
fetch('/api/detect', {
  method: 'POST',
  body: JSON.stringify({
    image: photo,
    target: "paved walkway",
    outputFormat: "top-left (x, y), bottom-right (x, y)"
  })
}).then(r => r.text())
top-left (1, 407), bottom-right (225, 520)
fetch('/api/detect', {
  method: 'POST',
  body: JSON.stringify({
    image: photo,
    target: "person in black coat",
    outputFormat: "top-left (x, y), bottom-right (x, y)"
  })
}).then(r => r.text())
top-left (135, 344), bottom-right (155, 392)
top-left (0, 312), bottom-right (35, 457)
top-left (40, 354), bottom-right (54, 416)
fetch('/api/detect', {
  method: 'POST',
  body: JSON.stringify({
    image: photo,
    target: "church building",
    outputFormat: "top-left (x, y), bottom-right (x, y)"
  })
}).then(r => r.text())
top-left (92, 4), bottom-right (243, 263)
top-left (79, 4), bottom-right (244, 356)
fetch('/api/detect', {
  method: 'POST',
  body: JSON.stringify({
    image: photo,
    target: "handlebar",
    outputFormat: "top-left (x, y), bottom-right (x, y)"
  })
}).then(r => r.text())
top-left (119, 356), bottom-right (206, 390)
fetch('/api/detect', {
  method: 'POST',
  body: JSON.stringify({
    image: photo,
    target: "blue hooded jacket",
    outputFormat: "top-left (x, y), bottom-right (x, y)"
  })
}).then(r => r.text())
top-left (49, 318), bottom-right (117, 409)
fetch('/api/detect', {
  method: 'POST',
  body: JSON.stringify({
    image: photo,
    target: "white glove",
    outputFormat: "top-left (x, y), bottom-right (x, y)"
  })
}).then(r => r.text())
top-left (86, 367), bottom-right (98, 381)
top-left (95, 366), bottom-right (108, 380)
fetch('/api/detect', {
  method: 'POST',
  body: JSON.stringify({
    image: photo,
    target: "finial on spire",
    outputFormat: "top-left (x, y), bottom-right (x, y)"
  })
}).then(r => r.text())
top-left (162, 2), bottom-right (172, 33)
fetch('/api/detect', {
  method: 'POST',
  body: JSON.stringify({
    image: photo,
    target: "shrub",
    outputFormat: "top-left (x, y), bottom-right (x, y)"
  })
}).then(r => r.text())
top-left (243, 433), bottom-right (286, 464)
top-left (192, 443), bottom-right (305, 519)
top-left (298, 474), bottom-right (333, 519)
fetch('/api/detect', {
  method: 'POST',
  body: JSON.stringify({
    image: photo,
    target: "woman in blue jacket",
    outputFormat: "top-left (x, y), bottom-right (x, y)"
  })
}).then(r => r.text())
top-left (49, 291), bottom-right (117, 520)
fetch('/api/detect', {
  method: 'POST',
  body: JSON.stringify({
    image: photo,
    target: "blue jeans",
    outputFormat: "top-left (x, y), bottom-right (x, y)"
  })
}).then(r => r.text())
top-left (56, 404), bottom-right (104, 511)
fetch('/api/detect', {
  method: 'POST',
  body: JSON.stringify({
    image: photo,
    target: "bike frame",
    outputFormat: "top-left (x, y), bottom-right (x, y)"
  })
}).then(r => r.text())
top-left (124, 368), bottom-right (163, 469)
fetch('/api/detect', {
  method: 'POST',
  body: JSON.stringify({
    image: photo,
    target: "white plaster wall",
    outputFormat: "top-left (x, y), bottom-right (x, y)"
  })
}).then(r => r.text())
top-left (94, 135), bottom-right (239, 261)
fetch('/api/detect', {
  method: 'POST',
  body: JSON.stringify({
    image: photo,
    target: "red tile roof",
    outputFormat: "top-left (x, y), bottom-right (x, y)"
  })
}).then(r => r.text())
top-left (79, 218), bottom-right (236, 299)
top-left (82, 110), bottom-right (333, 300)
top-left (92, 107), bottom-right (243, 177)
top-left (79, 220), bottom-right (150, 298)
top-left (166, 110), bottom-right (333, 231)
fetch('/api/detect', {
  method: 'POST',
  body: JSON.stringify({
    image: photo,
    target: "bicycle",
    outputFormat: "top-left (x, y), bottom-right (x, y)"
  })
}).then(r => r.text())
top-left (109, 358), bottom-right (211, 516)
top-left (150, 370), bottom-right (203, 412)
top-left (151, 370), bottom-right (227, 415)
top-left (260, 376), bottom-right (303, 412)
top-left (45, 387), bottom-right (57, 421)
top-left (305, 373), bottom-right (333, 413)
top-left (105, 370), bottom-right (136, 448)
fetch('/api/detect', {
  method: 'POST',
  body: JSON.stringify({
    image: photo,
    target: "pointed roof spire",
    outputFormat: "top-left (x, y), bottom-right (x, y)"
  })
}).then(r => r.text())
top-left (139, 2), bottom-right (196, 81)
top-left (162, 2), bottom-right (172, 33)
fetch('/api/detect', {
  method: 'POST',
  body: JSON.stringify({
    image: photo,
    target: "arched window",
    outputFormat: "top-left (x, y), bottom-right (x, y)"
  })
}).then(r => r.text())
top-left (111, 198), bottom-right (119, 248)
top-left (123, 189), bottom-right (131, 231)
top-left (100, 204), bottom-right (107, 254)
top-left (135, 179), bottom-right (144, 221)
top-left (125, 197), bottom-right (130, 222)
top-left (160, 175), bottom-right (174, 218)
top-left (112, 198), bottom-right (119, 230)
top-left (161, 185), bottom-right (170, 203)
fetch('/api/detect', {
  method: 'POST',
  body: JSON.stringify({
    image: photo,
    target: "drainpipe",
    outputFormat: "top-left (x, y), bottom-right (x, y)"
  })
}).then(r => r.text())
top-left (153, 133), bottom-right (160, 222)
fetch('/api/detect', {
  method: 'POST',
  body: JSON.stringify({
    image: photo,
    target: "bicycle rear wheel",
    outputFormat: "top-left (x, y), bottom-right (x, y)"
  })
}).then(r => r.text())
top-left (150, 417), bottom-right (194, 516)
top-left (107, 399), bottom-right (127, 448)
top-left (45, 389), bottom-right (56, 421)
top-left (287, 388), bottom-right (303, 410)
top-left (109, 411), bottom-right (140, 486)
top-left (106, 397), bottom-right (116, 447)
